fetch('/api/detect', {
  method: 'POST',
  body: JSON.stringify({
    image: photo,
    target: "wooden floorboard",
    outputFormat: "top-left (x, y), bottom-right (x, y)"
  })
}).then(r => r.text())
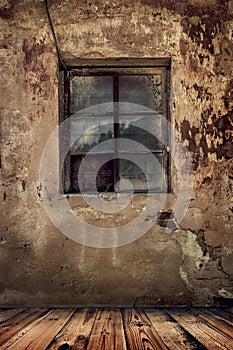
top-left (0, 308), bottom-right (49, 348)
top-left (146, 308), bottom-right (204, 349)
top-left (167, 308), bottom-right (233, 350)
top-left (0, 307), bottom-right (232, 349)
top-left (86, 308), bottom-right (127, 350)
top-left (47, 308), bottom-right (97, 350)
top-left (122, 308), bottom-right (167, 350)
top-left (0, 309), bottom-right (27, 324)
top-left (7, 309), bottom-right (75, 350)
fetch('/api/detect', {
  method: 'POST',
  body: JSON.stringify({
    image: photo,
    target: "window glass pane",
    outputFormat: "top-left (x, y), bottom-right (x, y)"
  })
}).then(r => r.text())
top-left (70, 76), bottom-right (113, 112)
top-left (70, 118), bottom-right (113, 153)
top-left (71, 155), bottom-right (114, 193)
top-left (118, 114), bottom-right (163, 150)
top-left (119, 74), bottom-right (163, 111)
top-left (119, 153), bottom-right (164, 192)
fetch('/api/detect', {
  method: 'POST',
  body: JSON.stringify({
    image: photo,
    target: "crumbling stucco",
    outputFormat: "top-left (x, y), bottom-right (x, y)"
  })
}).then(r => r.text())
top-left (0, 0), bottom-right (232, 306)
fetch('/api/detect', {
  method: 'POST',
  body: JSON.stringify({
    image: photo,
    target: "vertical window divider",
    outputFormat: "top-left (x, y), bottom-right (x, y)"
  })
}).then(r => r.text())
top-left (165, 68), bottom-right (171, 193)
top-left (63, 70), bottom-right (71, 193)
top-left (113, 74), bottom-right (119, 191)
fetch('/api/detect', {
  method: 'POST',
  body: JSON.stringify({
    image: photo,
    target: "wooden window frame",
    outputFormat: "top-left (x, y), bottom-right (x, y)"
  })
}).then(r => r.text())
top-left (59, 58), bottom-right (171, 194)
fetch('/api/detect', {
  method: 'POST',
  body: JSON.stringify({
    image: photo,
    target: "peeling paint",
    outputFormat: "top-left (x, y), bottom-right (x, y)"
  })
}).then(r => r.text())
top-left (173, 229), bottom-right (210, 270)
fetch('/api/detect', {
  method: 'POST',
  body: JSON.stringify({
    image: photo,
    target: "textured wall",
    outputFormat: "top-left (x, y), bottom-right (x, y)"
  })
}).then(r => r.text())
top-left (0, 0), bottom-right (232, 306)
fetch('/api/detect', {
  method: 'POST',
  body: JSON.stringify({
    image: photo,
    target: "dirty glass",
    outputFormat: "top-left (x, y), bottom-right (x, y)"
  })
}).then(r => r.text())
top-left (71, 155), bottom-right (114, 193)
top-left (119, 153), bottom-right (164, 192)
top-left (70, 118), bottom-right (113, 153)
top-left (118, 114), bottom-right (163, 150)
top-left (70, 76), bottom-right (113, 113)
top-left (119, 74), bottom-right (162, 111)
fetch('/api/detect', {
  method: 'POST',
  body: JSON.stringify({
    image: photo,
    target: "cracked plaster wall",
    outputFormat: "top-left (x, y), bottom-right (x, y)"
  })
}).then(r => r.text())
top-left (0, 0), bottom-right (232, 306)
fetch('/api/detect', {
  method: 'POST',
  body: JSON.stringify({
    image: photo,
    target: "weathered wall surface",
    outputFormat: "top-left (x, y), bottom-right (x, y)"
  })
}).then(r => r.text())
top-left (0, 0), bottom-right (232, 306)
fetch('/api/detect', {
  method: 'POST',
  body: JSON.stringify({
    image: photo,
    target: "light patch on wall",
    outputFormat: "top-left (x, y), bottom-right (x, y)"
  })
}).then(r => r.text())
top-left (0, 0), bottom-right (10, 9)
top-left (174, 229), bottom-right (209, 269)
top-left (179, 266), bottom-right (190, 286)
top-left (218, 288), bottom-right (233, 299)
top-left (0, 237), bottom-right (7, 245)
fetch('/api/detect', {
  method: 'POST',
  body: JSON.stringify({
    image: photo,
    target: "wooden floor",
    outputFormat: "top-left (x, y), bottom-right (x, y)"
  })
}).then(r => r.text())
top-left (0, 307), bottom-right (233, 349)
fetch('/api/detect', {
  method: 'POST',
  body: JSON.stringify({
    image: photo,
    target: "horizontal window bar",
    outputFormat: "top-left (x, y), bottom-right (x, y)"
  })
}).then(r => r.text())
top-left (64, 57), bottom-right (171, 68)
top-left (70, 111), bottom-right (164, 117)
top-left (70, 150), bottom-right (164, 156)
top-left (71, 69), bottom-right (166, 77)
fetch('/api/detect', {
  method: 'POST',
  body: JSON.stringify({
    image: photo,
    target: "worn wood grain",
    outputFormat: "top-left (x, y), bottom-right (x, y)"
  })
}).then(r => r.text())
top-left (210, 308), bottom-right (233, 325)
top-left (122, 308), bottom-right (167, 350)
top-left (0, 308), bottom-right (27, 324)
top-left (0, 308), bottom-right (48, 347)
top-left (86, 308), bottom-right (127, 350)
top-left (189, 308), bottom-right (233, 340)
top-left (64, 58), bottom-right (171, 68)
top-left (0, 307), bottom-right (233, 350)
top-left (167, 308), bottom-right (233, 350)
top-left (146, 308), bottom-right (205, 350)
top-left (47, 308), bottom-right (97, 350)
top-left (7, 308), bottom-right (75, 350)
top-left (1, 309), bottom-right (51, 350)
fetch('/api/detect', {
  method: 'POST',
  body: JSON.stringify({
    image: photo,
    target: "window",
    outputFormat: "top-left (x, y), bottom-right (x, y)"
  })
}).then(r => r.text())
top-left (60, 59), bottom-right (170, 194)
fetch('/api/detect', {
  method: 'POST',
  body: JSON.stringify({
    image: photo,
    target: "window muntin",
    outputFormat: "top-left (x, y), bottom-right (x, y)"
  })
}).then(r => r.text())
top-left (61, 65), bottom-right (170, 194)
